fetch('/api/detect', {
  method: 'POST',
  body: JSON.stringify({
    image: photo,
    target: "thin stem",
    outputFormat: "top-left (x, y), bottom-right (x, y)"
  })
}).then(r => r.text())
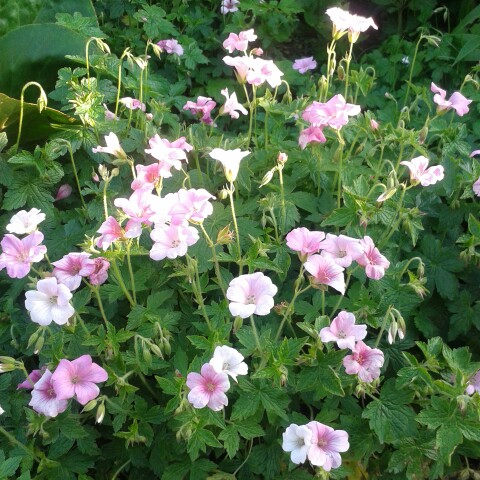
top-left (375, 306), bottom-right (393, 347)
top-left (344, 40), bottom-right (354, 100)
top-left (110, 258), bottom-right (135, 306)
top-left (199, 223), bottom-right (227, 297)
top-left (102, 178), bottom-right (110, 221)
top-left (187, 255), bottom-right (213, 331)
top-left (335, 131), bottom-right (345, 209)
top-left (278, 166), bottom-right (286, 233)
top-left (378, 186), bottom-right (406, 248)
top-left (402, 35), bottom-right (423, 109)
top-left (91, 284), bottom-right (109, 326)
top-left (250, 315), bottom-right (263, 355)
top-left (126, 241), bottom-right (137, 304)
top-left (65, 141), bottom-right (88, 210)
top-left (228, 182), bottom-right (243, 274)
top-left (111, 459), bottom-right (131, 480)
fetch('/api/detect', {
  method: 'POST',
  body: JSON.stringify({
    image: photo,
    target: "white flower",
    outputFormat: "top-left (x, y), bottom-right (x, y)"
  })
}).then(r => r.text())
top-left (25, 277), bottom-right (75, 326)
top-left (6, 209), bottom-right (46, 235)
top-left (209, 148), bottom-right (250, 182)
top-left (209, 345), bottom-right (248, 382)
top-left (0, 404), bottom-right (4, 415)
top-left (92, 132), bottom-right (127, 160)
top-left (282, 424), bottom-right (313, 464)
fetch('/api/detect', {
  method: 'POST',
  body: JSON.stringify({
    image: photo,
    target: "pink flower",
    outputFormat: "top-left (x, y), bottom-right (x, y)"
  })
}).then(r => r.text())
top-left (55, 184), bottom-right (72, 201)
top-left (286, 227), bottom-right (325, 259)
top-left (302, 95), bottom-right (361, 130)
top-left (304, 255), bottom-right (346, 295)
top-left (326, 7), bottom-right (377, 42)
top-left (223, 29), bottom-right (257, 53)
top-left (226, 272), bottom-right (278, 318)
top-left (319, 311), bottom-right (367, 350)
top-left (186, 363), bottom-right (230, 411)
top-left (473, 177), bottom-right (480, 197)
top-left (356, 236), bottom-right (390, 280)
top-left (92, 132), bottom-right (127, 160)
top-left (466, 370), bottom-right (480, 395)
top-left (25, 277), bottom-right (75, 326)
top-left (183, 96), bottom-right (217, 125)
top-left (144, 134), bottom-right (188, 177)
top-left (223, 55), bottom-right (254, 84)
top-left (168, 188), bottom-right (215, 224)
top-left (114, 190), bottom-right (155, 238)
top-left (162, 136), bottom-right (194, 153)
top-left (431, 83), bottom-right (471, 116)
top-left (306, 421), bottom-right (349, 470)
top-left (209, 148), bottom-right (250, 182)
top-left (88, 257), bottom-right (110, 286)
top-left (220, 88), bottom-right (248, 119)
top-left (52, 252), bottom-right (95, 291)
top-left (400, 155), bottom-right (444, 186)
top-left (293, 57), bottom-right (317, 74)
top-left (131, 163), bottom-right (163, 191)
top-left (29, 369), bottom-right (68, 417)
top-left (370, 119), bottom-right (379, 130)
top-left (209, 345), bottom-right (248, 382)
top-left (298, 126), bottom-right (327, 150)
top-left (157, 39), bottom-right (183, 56)
top-left (103, 103), bottom-right (116, 120)
top-left (320, 234), bottom-right (364, 268)
top-left (96, 216), bottom-right (124, 250)
top-left (343, 340), bottom-right (384, 382)
top-left (18, 368), bottom-right (44, 390)
top-left (282, 424), bottom-right (313, 464)
top-left (0, 232), bottom-right (47, 279)
top-left (119, 97), bottom-right (146, 111)
top-left (470, 150), bottom-right (480, 158)
top-left (51, 355), bottom-right (108, 405)
top-left (6, 208), bottom-right (46, 235)
top-left (221, 0), bottom-right (239, 14)
top-left (149, 224), bottom-right (199, 260)
top-left (246, 58), bottom-right (284, 88)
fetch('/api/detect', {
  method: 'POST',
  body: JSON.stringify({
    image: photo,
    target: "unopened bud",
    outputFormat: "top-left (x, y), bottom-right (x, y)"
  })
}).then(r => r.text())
top-left (98, 164), bottom-right (109, 181)
top-left (82, 399), bottom-right (98, 413)
top-left (92, 172), bottom-right (100, 182)
top-left (259, 169), bottom-right (275, 188)
top-left (162, 338), bottom-right (171, 356)
top-left (233, 316), bottom-right (243, 333)
top-left (418, 126), bottom-right (428, 145)
top-left (370, 119), bottom-right (379, 131)
top-left (387, 321), bottom-right (398, 344)
top-left (0, 356), bottom-right (16, 373)
top-left (146, 113), bottom-right (153, 121)
top-left (337, 65), bottom-right (345, 81)
top-left (251, 47), bottom-right (263, 56)
top-left (273, 301), bottom-right (288, 315)
top-left (376, 187), bottom-right (397, 203)
top-left (277, 152), bottom-right (288, 165)
top-left (111, 168), bottom-right (120, 178)
top-left (218, 189), bottom-right (228, 200)
top-left (150, 343), bottom-right (163, 359)
top-left (27, 331), bottom-right (40, 350)
top-left (216, 225), bottom-right (234, 245)
top-left (37, 89), bottom-right (48, 113)
top-left (34, 336), bottom-right (44, 354)
top-left (95, 402), bottom-right (105, 424)
top-left (143, 346), bottom-right (152, 365)
top-left (54, 184), bottom-right (72, 201)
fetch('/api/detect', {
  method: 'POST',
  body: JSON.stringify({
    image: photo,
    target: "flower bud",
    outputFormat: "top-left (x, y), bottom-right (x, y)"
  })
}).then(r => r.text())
top-left (259, 169), bottom-right (275, 188)
top-left (143, 346), bottom-right (152, 365)
top-left (216, 225), bottom-right (234, 245)
top-left (98, 164), bottom-right (109, 181)
top-left (34, 336), bottom-right (45, 355)
top-left (277, 152), bottom-right (288, 166)
top-left (370, 119), bottom-right (379, 130)
top-left (82, 399), bottom-right (98, 413)
top-left (111, 168), bottom-right (120, 178)
top-left (218, 188), bottom-right (228, 200)
top-left (387, 321), bottom-right (398, 344)
top-left (337, 65), bottom-right (345, 81)
top-left (150, 343), bottom-right (164, 359)
top-left (162, 337), bottom-right (171, 356)
top-left (233, 316), bottom-right (243, 333)
top-left (95, 402), bottom-right (105, 424)
top-left (418, 126), bottom-right (428, 145)
top-left (54, 184), bottom-right (72, 201)
top-left (27, 331), bottom-right (40, 349)
top-left (37, 89), bottom-right (48, 113)
top-left (146, 113), bottom-right (153, 121)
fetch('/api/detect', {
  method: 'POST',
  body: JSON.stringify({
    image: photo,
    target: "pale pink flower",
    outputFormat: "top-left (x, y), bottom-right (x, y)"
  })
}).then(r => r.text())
top-left (304, 254), bottom-right (346, 295)
top-left (6, 208), bottom-right (46, 235)
top-left (431, 83), bottom-right (471, 116)
top-left (226, 272), bottom-right (278, 318)
top-left (103, 103), bottom-right (116, 120)
top-left (319, 311), bottom-right (367, 350)
top-left (326, 7), bottom-right (377, 42)
top-left (149, 224), bottom-right (199, 260)
top-left (162, 136), bottom-right (194, 153)
top-left (473, 177), bottom-right (480, 197)
top-left (29, 369), bottom-right (68, 417)
top-left (148, 194), bottom-right (178, 226)
top-left (209, 345), bottom-right (248, 382)
top-left (157, 39), bottom-right (183, 56)
top-left (168, 188), bottom-right (215, 224)
top-left (183, 96), bottom-right (217, 125)
top-left (246, 58), bottom-right (284, 88)
top-left (25, 277), bottom-right (75, 326)
top-left (302, 95), bottom-right (361, 130)
top-left (306, 421), bottom-right (349, 471)
top-left (55, 184), bottom-right (72, 201)
top-left (282, 424), bottom-right (313, 464)
top-left (370, 119), bottom-right (379, 130)
top-left (221, 0), bottom-right (239, 14)
top-left (131, 163), bottom-right (163, 191)
top-left (186, 363), bottom-right (230, 411)
top-left (356, 236), bottom-right (390, 280)
top-left (223, 29), bottom-right (257, 53)
top-left (470, 150), bottom-right (480, 158)
top-left (17, 368), bottom-right (44, 390)
top-left (223, 55), bottom-right (254, 83)
top-left (400, 155), bottom-right (444, 187)
top-left (114, 190), bottom-right (155, 238)
top-left (220, 88), bottom-right (248, 119)
top-left (343, 340), bottom-right (384, 382)
top-left (293, 57), bottom-right (317, 74)
top-left (119, 97), bottom-right (146, 111)
top-left (88, 257), bottom-right (110, 286)
top-left (92, 132), bottom-right (127, 160)
top-left (0, 232), bottom-right (47, 279)
top-left (466, 370), bottom-right (480, 395)
top-left (299, 126), bottom-right (327, 149)
top-left (51, 355), bottom-right (108, 405)
top-left (320, 234), bottom-right (364, 268)
top-left (96, 216), bottom-right (124, 250)
top-left (52, 252), bottom-right (96, 290)
top-left (209, 148), bottom-right (250, 182)
top-left (286, 227), bottom-right (325, 260)
top-left (144, 134), bottom-right (188, 176)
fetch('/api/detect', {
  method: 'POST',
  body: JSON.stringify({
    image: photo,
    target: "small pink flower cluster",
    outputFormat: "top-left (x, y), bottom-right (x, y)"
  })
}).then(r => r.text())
top-left (282, 421), bottom-right (349, 470)
top-left (222, 29), bottom-right (284, 89)
top-left (286, 228), bottom-right (390, 295)
top-left (19, 355), bottom-right (107, 418)
top-left (186, 346), bottom-right (248, 411)
top-left (400, 155), bottom-right (444, 187)
top-left (220, 0), bottom-right (239, 14)
top-left (156, 39), bottom-right (183, 56)
top-left (292, 57), bottom-right (317, 74)
top-left (320, 311), bottom-right (385, 382)
top-left (299, 95), bottom-right (361, 149)
top-left (431, 82), bottom-right (471, 117)
top-left (466, 370), bottom-right (480, 395)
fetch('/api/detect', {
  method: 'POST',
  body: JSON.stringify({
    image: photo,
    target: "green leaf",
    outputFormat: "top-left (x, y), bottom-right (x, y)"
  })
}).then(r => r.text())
top-left (0, 456), bottom-right (23, 478)
top-left (218, 426), bottom-right (240, 458)
top-left (436, 424), bottom-right (462, 465)
top-left (34, 0), bottom-right (97, 24)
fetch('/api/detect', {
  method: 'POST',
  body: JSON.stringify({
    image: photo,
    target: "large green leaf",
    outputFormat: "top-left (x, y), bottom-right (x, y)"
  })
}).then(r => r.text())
top-left (34, 0), bottom-right (97, 23)
top-left (0, 24), bottom-right (89, 99)
top-left (0, 93), bottom-right (78, 146)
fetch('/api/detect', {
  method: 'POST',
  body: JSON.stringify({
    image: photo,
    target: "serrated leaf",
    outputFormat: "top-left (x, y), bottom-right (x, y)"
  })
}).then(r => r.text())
top-left (218, 426), bottom-right (240, 458)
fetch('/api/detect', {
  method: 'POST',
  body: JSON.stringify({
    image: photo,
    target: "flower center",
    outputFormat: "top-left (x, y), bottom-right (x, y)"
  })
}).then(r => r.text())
top-left (47, 387), bottom-right (56, 398)
top-left (71, 375), bottom-right (79, 384)
top-left (246, 295), bottom-right (256, 305)
top-left (206, 382), bottom-right (216, 392)
top-left (171, 239), bottom-right (180, 248)
top-left (337, 331), bottom-right (346, 338)
top-left (338, 250), bottom-right (346, 258)
top-left (317, 438), bottom-right (327, 448)
top-left (49, 296), bottom-right (58, 305)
